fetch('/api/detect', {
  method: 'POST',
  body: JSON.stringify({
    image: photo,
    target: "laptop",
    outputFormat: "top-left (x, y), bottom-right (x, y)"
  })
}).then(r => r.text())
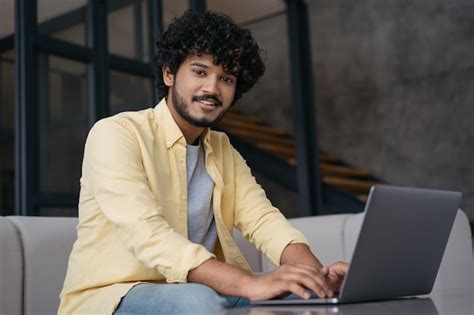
top-left (251, 184), bottom-right (462, 305)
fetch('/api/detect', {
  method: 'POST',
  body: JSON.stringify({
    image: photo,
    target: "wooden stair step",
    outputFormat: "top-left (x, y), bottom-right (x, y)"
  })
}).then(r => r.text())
top-left (322, 176), bottom-right (376, 193)
top-left (320, 164), bottom-right (371, 178)
top-left (220, 123), bottom-right (347, 166)
top-left (252, 142), bottom-right (348, 167)
top-left (219, 119), bottom-right (284, 136)
top-left (243, 141), bottom-right (371, 180)
top-left (254, 142), bottom-right (296, 159)
top-left (287, 158), bottom-right (297, 166)
top-left (319, 153), bottom-right (340, 163)
top-left (224, 111), bottom-right (262, 124)
top-left (224, 128), bottom-right (295, 147)
top-left (219, 112), bottom-right (381, 202)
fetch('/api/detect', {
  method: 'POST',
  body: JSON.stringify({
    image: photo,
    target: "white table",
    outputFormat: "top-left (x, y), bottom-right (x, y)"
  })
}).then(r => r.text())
top-left (226, 289), bottom-right (474, 315)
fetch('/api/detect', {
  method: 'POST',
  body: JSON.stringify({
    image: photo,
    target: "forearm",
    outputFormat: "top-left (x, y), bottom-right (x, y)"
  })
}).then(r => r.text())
top-left (280, 243), bottom-right (323, 269)
top-left (187, 258), bottom-right (252, 297)
top-left (188, 247), bottom-right (334, 301)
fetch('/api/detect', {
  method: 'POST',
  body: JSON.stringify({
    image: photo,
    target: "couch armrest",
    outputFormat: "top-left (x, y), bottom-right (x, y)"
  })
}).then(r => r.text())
top-left (7, 216), bottom-right (78, 315)
top-left (0, 217), bottom-right (23, 315)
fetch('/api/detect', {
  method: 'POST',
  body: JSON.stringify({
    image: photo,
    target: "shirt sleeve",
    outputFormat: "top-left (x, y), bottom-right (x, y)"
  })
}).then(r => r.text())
top-left (81, 118), bottom-right (215, 283)
top-left (231, 147), bottom-right (310, 267)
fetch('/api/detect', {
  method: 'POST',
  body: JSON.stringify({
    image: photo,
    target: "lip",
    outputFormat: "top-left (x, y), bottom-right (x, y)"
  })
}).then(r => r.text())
top-left (195, 100), bottom-right (219, 112)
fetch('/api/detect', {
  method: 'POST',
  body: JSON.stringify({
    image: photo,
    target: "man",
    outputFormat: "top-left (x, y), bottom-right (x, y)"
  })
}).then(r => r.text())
top-left (59, 10), bottom-right (348, 314)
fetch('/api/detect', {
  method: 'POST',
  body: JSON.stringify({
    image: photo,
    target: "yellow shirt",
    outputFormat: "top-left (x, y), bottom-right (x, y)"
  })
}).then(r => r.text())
top-left (59, 99), bottom-right (309, 314)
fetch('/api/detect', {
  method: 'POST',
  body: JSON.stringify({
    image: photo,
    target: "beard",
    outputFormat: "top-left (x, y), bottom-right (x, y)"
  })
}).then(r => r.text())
top-left (171, 84), bottom-right (230, 128)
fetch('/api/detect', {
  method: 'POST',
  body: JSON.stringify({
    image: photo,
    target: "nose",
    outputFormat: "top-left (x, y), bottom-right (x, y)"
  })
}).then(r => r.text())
top-left (202, 76), bottom-right (220, 96)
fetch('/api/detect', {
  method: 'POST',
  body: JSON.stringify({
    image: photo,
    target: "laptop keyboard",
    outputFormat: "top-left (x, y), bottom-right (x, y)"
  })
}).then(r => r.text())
top-left (283, 291), bottom-right (339, 300)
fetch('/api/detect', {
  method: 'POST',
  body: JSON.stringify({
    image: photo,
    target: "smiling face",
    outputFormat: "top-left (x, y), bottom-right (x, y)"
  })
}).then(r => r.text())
top-left (163, 54), bottom-right (237, 132)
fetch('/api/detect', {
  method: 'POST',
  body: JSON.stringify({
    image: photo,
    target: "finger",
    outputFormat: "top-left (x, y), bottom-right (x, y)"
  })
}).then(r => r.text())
top-left (296, 266), bottom-right (333, 296)
top-left (286, 262), bottom-right (327, 274)
top-left (321, 266), bottom-right (329, 276)
top-left (277, 267), bottom-right (332, 297)
top-left (330, 266), bottom-right (348, 278)
top-left (281, 264), bottom-right (331, 292)
top-left (286, 282), bottom-right (312, 300)
top-left (282, 264), bottom-right (331, 284)
top-left (330, 262), bottom-right (349, 274)
top-left (327, 273), bottom-right (341, 291)
top-left (327, 265), bottom-right (348, 293)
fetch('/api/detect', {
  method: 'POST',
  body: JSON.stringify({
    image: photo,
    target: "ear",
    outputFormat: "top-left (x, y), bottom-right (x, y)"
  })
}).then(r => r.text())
top-left (162, 66), bottom-right (174, 87)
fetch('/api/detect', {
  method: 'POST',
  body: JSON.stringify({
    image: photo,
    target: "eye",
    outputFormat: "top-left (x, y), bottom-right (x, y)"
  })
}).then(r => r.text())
top-left (221, 76), bottom-right (235, 85)
top-left (192, 69), bottom-right (206, 76)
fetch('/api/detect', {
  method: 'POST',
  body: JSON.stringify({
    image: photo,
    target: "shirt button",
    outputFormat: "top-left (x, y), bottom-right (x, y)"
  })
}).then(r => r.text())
top-left (181, 195), bottom-right (186, 201)
top-left (180, 159), bottom-right (185, 163)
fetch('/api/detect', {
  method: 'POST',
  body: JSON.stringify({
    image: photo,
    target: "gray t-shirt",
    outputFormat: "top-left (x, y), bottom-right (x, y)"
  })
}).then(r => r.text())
top-left (186, 143), bottom-right (217, 253)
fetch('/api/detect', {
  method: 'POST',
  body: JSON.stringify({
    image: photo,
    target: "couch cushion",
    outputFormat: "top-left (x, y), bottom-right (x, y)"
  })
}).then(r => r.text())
top-left (342, 213), bottom-right (364, 261)
top-left (290, 214), bottom-right (353, 266)
top-left (7, 216), bottom-right (78, 315)
top-left (0, 217), bottom-right (23, 315)
top-left (259, 214), bottom-right (353, 272)
top-left (233, 229), bottom-right (262, 272)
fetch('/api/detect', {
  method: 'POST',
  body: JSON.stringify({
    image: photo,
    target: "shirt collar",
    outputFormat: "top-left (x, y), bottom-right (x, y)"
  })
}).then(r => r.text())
top-left (200, 128), bottom-right (213, 153)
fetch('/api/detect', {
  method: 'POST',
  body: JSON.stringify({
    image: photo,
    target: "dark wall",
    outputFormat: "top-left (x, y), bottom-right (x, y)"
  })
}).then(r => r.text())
top-left (239, 1), bottom-right (474, 220)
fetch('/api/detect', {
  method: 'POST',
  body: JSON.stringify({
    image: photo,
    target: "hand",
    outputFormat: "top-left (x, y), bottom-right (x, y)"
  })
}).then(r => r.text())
top-left (242, 263), bottom-right (333, 301)
top-left (326, 261), bottom-right (349, 293)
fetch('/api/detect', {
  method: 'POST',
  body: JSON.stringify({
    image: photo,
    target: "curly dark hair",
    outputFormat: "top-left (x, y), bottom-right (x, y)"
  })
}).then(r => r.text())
top-left (154, 10), bottom-right (265, 103)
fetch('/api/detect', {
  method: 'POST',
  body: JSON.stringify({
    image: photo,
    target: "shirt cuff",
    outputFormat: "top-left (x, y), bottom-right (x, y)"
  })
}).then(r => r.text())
top-left (162, 243), bottom-right (216, 283)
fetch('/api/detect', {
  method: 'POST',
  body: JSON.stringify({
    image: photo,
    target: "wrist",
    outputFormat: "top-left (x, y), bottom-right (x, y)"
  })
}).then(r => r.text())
top-left (238, 272), bottom-right (257, 298)
top-left (280, 243), bottom-right (323, 269)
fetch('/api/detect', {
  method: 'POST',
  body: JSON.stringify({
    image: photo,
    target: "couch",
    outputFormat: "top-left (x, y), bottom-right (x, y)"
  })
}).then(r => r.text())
top-left (0, 210), bottom-right (472, 315)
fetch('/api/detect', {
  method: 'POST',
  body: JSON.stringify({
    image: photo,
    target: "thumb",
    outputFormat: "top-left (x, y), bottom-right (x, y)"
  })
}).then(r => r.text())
top-left (320, 266), bottom-right (329, 276)
top-left (330, 262), bottom-right (349, 276)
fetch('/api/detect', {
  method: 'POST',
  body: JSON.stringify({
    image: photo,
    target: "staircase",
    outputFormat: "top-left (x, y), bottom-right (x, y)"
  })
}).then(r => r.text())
top-left (217, 109), bottom-right (383, 214)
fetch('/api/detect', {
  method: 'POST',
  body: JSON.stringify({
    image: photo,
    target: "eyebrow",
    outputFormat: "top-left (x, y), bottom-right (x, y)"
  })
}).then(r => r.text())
top-left (190, 62), bottom-right (209, 69)
top-left (189, 62), bottom-right (237, 78)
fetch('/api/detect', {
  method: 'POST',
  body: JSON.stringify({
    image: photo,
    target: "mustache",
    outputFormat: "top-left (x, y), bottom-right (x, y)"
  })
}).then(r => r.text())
top-left (192, 94), bottom-right (222, 107)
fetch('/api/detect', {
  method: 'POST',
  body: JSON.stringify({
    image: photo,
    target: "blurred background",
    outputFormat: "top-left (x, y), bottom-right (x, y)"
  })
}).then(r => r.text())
top-left (0, 1), bottom-right (472, 234)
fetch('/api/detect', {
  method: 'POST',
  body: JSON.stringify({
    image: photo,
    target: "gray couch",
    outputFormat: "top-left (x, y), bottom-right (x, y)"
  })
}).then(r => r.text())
top-left (0, 210), bottom-right (472, 315)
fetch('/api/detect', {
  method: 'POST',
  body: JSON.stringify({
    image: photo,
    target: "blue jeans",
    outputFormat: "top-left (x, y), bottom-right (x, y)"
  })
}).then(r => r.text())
top-left (114, 283), bottom-right (250, 314)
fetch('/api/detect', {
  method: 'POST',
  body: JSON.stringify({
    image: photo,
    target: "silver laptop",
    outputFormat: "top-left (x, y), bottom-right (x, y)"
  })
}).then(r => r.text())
top-left (252, 185), bottom-right (462, 305)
